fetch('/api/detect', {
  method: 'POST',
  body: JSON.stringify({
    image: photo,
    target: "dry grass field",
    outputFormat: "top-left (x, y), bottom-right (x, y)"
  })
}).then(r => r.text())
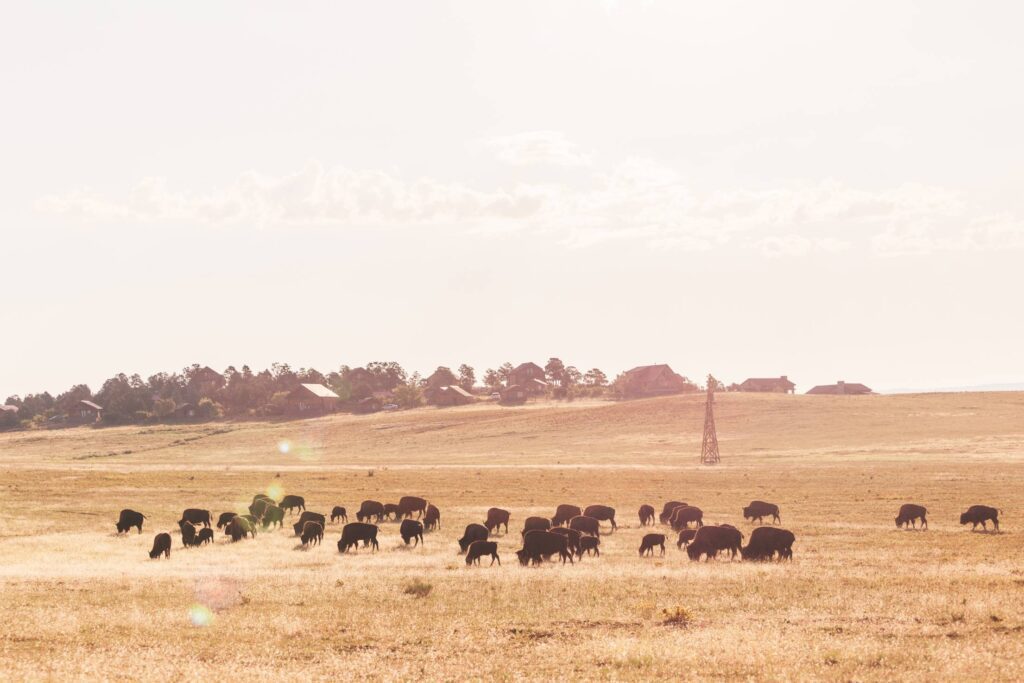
top-left (2, 392), bottom-right (1024, 681)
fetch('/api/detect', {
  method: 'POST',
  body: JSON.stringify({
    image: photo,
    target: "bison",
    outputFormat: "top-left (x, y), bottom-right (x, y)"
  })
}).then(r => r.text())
top-left (197, 527), bottom-right (214, 546)
top-left (149, 532), bottom-right (171, 559)
top-left (216, 512), bottom-right (237, 529)
top-left (261, 504), bottom-right (284, 530)
top-left (960, 505), bottom-right (1000, 531)
top-left (398, 496), bottom-right (428, 519)
top-left (357, 500), bottom-right (385, 523)
top-left (300, 521), bottom-right (323, 547)
top-left (583, 505), bottom-right (617, 531)
top-left (638, 504), bottom-right (656, 527)
top-left (252, 493), bottom-right (274, 504)
top-left (179, 520), bottom-right (201, 547)
top-left (400, 519), bottom-right (424, 547)
top-left (337, 522), bottom-right (379, 553)
top-left (293, 511), bottom-right (326, 536)
top-left (740, 526), bottom-right (795, 561)
top-left (743, 500), bottom-right (781, 525)
top-left (670, 506), bottom-right (703, 531)
top-left (116, 509), bottom-right (146, 534)
top-left (248, 498), bottom-right (271, 520)
top-left (517, 530), bottom-right (573, 566)
top-left (660, 501), bottom-right (687, 524)
top-left (568, 515), bottom-right (600, 537)
top-left (579, 535), bottom-right (600, 557)
top-left (485, 507), bottom-right (511, 534)
top-left (551, 504), bottom-right (582, 527)
top-left (226, 516), bottom-right (253, 542)
top-left (686, 525), bottom-right (743, 561)
top-left (895, 503), bottom-right (928, 530)
top-left (458, 523), bottom-right (489, 553)
top-left (639, 533), bottom-right (666, 556)
top-left (179, 508), bottom-right (212, 529)
top-left (331, 506), bottom-right (348, 524)
top-left (424, 504), bottom-right (441, 531)
top-left (381, 503), bottom-right (401, 521)
top-left (239, 515), bottom-right (260, 535)
top-left (676, 527), bottom-right (698, 549)
top-left (549, 526), bottom-right (582, 557)
top-left (466, 540), bottom-right (500, 566)
top-left (521, 516), bottom-right (551, 537)
top-left (279, 495), bottom-right (306, 514)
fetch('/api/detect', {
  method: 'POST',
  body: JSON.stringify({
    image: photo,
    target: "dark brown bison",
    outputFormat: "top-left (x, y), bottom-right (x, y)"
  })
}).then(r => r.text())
top-left (239, 515), bottom-right (260, 535)
top-left (179, 520), bottom-right (201, 547)
top-left (216, 512), bottom-right (237, 529)
top-left (568, 515), bottom-right (600, 537)
top-left (400, 519), bottom-right (424, 546)
top-left (639, 533), bottom-right (666, 556)
top-left (179, 508), bottom-right (212, 528)
top-left (485, 507), bottom-right (511, 534)
top-left (895, 503), bottom-right (928, 529)
top-left (357, 500), bottom-right (385, 523)
top-left (579, 535), bottom-right (600, 557)
top-left (583, 505), bottom-right (617, 531)
top-left (521, 516), bottom-right (551, 537)
top-left (660, 501), bottom-right (687, 524)
top-left (249, 498), bottom-right (271, 520)
top-left (398, 496), bottom-right (428, 519)
top-left (226, 516), bottom-right (254, 542)
top-left (458, 523), bottom-right (489, 553)
top-left (382, 503), bottom-right (401, 521)
top-left (116, 509), bottom-right (146, 534)
top-left (686, 525), bottom-right (743, 561)
top-left (261, 504), bottom-right (284, 529)
top-left (197, 527), bottom-right (214, 546)
top-left (549, 527), bottom-right (582, 557)
top-left (638, 504), bottom-right (656, 526)
top-left (337, 522), bottom-right (379, 552)
top-left (743, 500), bottom-right (781, 525)
top-left (293, 511), bottom-right (326, 536)
top-left (279, 495), bottom-right (306, 514)
top-left (300, 521), bottom-right (323, 547)
top-left (466, 540), bottom-right (500, 566)
top-left (424, 504), bottom-right (440, 531)
top-left (670, 506), bottom-right (703, 531)
top-left (252, 493), bottom-right (274, 504)
top-left (676, 528), bottom-right (698, 549)
top-left (960, 505), bottom-right (1000, 531)
top-left (331, 506), bottom-right (348, 524)
top-left (149, 532), bottom-right (171, 559)
top-left (517, 530), bottom-right (573, 566)
top-left (741, 527), bottom-right (795, 561)
top-left (551, 504), bottom-right (582, 527)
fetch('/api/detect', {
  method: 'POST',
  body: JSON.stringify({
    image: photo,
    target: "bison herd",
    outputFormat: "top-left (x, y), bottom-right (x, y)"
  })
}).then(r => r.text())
top-left (120, 494), bottom-right (1003, 566)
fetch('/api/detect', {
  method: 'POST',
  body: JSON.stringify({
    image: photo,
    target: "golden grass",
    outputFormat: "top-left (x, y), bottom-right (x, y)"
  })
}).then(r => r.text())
top-left (1, 392), bottom-right (1023, 681)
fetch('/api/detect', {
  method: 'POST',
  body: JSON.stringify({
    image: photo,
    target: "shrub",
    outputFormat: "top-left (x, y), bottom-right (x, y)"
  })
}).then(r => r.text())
top-left (661, 606), bottom-right (692, 627)
top-left (403, 579), bottom-right (433, 599)
top-left (196, 398), bottom-right (224, 420)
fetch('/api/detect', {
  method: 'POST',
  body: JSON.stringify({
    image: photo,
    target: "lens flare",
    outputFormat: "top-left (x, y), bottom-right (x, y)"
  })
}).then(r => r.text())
top-left (278, 440), bottom-right (290, 454)
top-left (189, 604), bottom-right (213, 627)
top-left (266, 482), bottom-right (284, 501)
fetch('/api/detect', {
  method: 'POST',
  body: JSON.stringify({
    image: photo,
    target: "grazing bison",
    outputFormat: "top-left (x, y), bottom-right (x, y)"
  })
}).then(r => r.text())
top-left (226, 517), bottom-right (252, 542)
top-left (660, 501), bottom-right (688, 524)
top-left (300, 521), bottom-right (323, 547)
top-left (292, 511), bottom-right (326, 536)
top-left (676, 528), bottom-right (698, 549)
top-left (517, 530), bottom-right (573, 566)
top-left (686, 525), bottom-right (743, 561)
top-left (357, 500), bottom-right (385, 523)
top-left (331, 506), bottom-right (348, 524)
top-left (239, 515), bottom-right (260, 535)
top-left (741, 527), bottom-right (795, 561)
top-left (551, 504), bottom-right (582, 527)
top-left (179, 520), bottom-right (201, 547)
top-left (639, 533), bottom-right (666, 557)
top-left (521, 516), bottom-right (551, 537)
top-left (579, 535), bottom-right (600, 557)
top-left (197, 527), bottom-right (214, 546)
top-left (424, 504), bottom-right (441, 531)
top-left (895, 503), bottom-right (928, 530)
top-left (382, 503), bottom-right (401, 521)
top-left (249, 498), bottom-right (271, 520)
top-left (149, 533), bottom-right (171, 559)
top-left (960, 505), bottom-right (1001, 531)
top-left (550, 527), bottom-right (582, 557)
top-left (400, 519), bottom-right (424, 547)
top-left (568, 515), bottom-right (600, 537)
top-left (638, 504), bottom-right (656, 527)
top-left (261, 504), bottom-right (284, 530)
top-left (279, 495), bottom-right (306, 514)
top-left (116, 509), bottom-right (146, 534)
top-left (466, 540), bottom-right (501, 566)
top-left (398, 496), bottom-right (428, 519)
top-left (179, 508), bottom-right (212, 529)
top-left (485, 508), bottom-right (511, 534)
top-left (458, 523), bottom-right (489, 553)
top-left (670, 506), bottom-right (704, 531)
top-left (252, 493), bottom-right (274, 504)
top-left (743, 500), bottom-right (781, 525)
top-left (216, 512), bottom-right (237, 529)
top-left (337, 522), bottom-right (379, 553)
top-left (583, 505), bottom-right (617, 531)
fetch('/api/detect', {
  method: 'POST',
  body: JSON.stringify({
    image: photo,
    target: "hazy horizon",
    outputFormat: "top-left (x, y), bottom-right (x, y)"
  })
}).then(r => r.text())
top-left (4, 2), bottom-right (1024, 398)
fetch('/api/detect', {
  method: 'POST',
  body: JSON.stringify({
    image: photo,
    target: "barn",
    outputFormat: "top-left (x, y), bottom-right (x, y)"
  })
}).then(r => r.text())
top-left (190, 366), bottom-right (225, 396)
top-left (432, 385), bottom-right (475, 407)
top-left (738, 376), bottom-right (796, 394)
top-left (500, 384), bottom-right (529, 404)
top-left (618, 364), bottom-right (695, 398)
top-left (67, 400), bottom-right (103, 424)
top-left (807, 381), bottom-right (872, 395)
top-left (508, 362), bottom-right (548, 394)
top-left (286, 383), bottom-right (341, 415)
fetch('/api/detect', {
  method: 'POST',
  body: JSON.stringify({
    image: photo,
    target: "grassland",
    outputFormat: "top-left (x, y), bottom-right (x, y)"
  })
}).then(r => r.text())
top-left (1, 392), bottom-right (1023, 681)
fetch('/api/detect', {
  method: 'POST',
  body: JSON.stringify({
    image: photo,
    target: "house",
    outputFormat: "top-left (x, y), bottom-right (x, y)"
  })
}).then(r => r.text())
top-left (618, 364), bottom-right (695, 398)
top-left (500, 384), bottom-right (529, 405)
top-left (173, 403), bottom-right (196, 420)
top-left (738, 376), bottom-right (796, 394)
top-left (67, 399), bottom-right (103, 424)
top-left (806, 381), bottom-right (872, 396)
top-left (432, 385), bottom-right (474, 407)
top-left (190, 366), bottom-right (225, 396)
top-left (508, 362), bottom-right (548, 394)
top-left (286, 383), bottom-right (340, 415)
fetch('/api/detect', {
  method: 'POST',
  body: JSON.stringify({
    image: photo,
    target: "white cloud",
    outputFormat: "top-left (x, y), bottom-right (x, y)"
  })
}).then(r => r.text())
top-left (484, 130), bottom-right (593, 167)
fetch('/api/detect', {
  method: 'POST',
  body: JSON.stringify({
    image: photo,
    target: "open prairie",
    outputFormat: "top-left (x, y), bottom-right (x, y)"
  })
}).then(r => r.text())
top-left (2, 392), bottom-right (1024, 681)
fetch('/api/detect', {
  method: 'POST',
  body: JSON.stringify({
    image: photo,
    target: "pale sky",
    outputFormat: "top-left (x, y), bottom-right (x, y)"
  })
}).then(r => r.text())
top-left (3, 1), bottom-right (1023, 398)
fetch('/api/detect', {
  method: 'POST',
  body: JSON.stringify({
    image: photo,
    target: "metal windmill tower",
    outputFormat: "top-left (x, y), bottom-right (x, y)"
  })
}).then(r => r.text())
top-left (700, 374), bottom-right (721, 465)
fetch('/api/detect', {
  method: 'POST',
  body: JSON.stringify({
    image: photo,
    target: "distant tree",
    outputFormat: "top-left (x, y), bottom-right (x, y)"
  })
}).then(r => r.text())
top-left (544, 358), bottom-right (566, 386)
top-left (583, 368), bottom-right (608, 387)
top-left (457, 364), bottom-right (475, 391)
top-left (483, 368), bottom-right (502, 390)
top-left (392, 380), bottom-right (423, 409)
top-left (707, 375), bottom-right (725, 392)
top-left (196, 397), bottom-right (223, 419)
top-left (366, 361), bottom-right (407, 391)
top-left (56, 384), bottom-right (93, 415)
top-left (564, 366), bottom-right (582, 387)
top-left (153, 397), bottom-right (176, 418)
top-left (497, 362), bottom-right (514, 386)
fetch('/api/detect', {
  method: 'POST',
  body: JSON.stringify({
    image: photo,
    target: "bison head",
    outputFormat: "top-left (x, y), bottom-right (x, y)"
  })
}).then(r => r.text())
top-left (515, 549), bottom-right (529, 566)
top-left (742, 506), bottom-right (752, 519)
top-left (686, 543), bottom-right (703, 561)
top-left (959, 512), bottom-right (969, 525)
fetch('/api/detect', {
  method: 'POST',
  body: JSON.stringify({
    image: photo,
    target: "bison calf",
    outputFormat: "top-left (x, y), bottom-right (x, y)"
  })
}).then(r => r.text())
top-left (400, 519), bottom-right (424, 547)
top-left (149, 532), bottom-right (171, 559)
top-left (485, 507), bottom-right (511, 534)
top-left (639, 533), bottom-right (666, 557)
top-left (331, 506), bottom-right (348, 524)
top-left (466, 540), bottom-right (500, 566)
top-left (424, 504), bottom-right (441, 531)
top-left (638, 504), bottom-right (655, 527)
top-left (300, 521), bottom-right (323, 547)
top-left (579, 535), bottom-right (600, 557)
